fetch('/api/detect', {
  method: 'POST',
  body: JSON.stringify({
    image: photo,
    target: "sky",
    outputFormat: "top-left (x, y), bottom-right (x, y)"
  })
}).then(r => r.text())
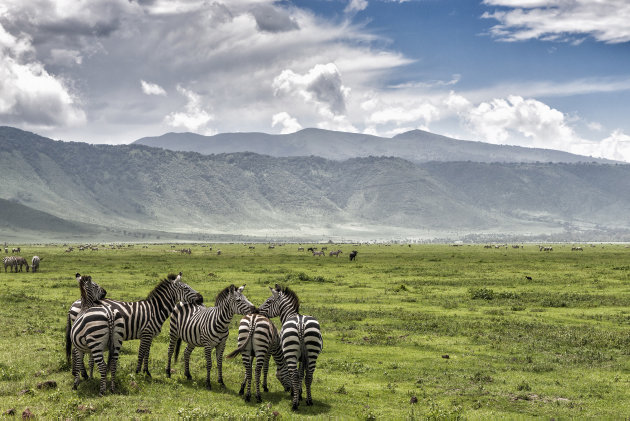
top-left (1, 0), bottom-right (630, 161)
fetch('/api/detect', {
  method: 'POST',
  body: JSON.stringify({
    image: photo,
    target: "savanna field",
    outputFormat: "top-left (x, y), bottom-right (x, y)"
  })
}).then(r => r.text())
top-left (2, 243), bottom-right (630, 419)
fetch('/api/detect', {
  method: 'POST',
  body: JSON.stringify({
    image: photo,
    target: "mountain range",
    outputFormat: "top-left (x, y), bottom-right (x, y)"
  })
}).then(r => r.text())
top-left (1, 125), bottom-right (629, 242)
top-left (134, 128), bottom-right (612, 164)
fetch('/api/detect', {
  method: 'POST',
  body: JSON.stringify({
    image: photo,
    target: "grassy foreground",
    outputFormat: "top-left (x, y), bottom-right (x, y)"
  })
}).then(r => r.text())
top-left (1, 243), bottom-right (630, 419)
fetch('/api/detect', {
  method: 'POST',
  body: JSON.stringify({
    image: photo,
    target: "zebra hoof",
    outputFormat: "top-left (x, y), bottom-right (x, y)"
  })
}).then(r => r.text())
top-left (256, 395), bottom-right (262, 403)
top-left (244, 394), bottom-right (251, 402)
top-left (205, 382), bottom-right (212, 390)
top-left (263, 385), bottom-right (269, 392)
top-left (292, 403), bottom-right (299, 411)
top-left (185, 373), bottom-right (192, 381)
top-left (81, 370), bottom-right (89, 380)
top-left (144, 370), bottom-right (152, 378)
top-left (165, 370), bottom-right (171, 378)
top-left (306, 398), bottom-right (313, 406)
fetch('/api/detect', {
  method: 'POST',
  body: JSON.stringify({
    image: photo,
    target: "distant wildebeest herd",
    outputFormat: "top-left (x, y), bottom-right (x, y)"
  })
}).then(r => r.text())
top-left (66, 272), bottom-right (323, 411)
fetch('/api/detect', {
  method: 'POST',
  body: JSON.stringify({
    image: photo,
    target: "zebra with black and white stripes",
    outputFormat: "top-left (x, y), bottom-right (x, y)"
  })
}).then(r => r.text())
top-left (14, 256), bottom-right (29, 272)
top-left (31, 256), bottom-right (40, 273)
top-left (258, 284), bottom-right (323, 411)
top-left (65, 273), bottom-right (108, 378)
top-left (70, 275), bottom-right (124, 396)
top-left (166, 285), bottom-right (255, 389)
top-left (66, 273), bottom-right (203, 377)
top-left (3, 256), bottom-right (16, 272)
top-left (226, 313), bottom-right (291, 402)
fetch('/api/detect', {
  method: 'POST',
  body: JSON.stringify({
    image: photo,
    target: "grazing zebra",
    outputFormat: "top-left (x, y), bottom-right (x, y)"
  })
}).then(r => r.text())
top-left (14, 256), bottom-right (29, 272)
top-left (11, 247), bottom-right (20, 253)
top-left (166, 285), bottom-right (255, 389)
top-left (31, 256), bottom-right (40, 273)
top-left (258, 285), bottom-right (323, 411)
top-left (226, 313), bottom-right (291, 402)
top-left (312, 251), bottom-right (325, 256)
top-left (329, 249), bottom-right (342, 257)
top-left (70, 275), bottom-right (124, 396)
top-left (3, 256), bottom-right (17, 272)
top-left (66, 273), bottom-right (203, 377)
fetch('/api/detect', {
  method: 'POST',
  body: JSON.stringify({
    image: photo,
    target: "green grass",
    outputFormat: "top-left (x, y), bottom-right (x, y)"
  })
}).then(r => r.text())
top-left (1, 243), bottom-right (630, 419)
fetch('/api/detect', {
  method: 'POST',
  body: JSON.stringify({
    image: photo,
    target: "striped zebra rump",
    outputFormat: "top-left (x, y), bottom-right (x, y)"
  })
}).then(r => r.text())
top-left (71, 305), bottom-right (125, 396)
top-left (227, 314), bottom-right (291, 402)
top-left (3, 256), bottom-right (17, 272)
top-left (281, 314), bottom-right (322, 410)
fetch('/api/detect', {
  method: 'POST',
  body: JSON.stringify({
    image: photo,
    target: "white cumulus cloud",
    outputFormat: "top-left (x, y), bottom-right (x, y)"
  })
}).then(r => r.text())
top-left (273, 63), bottom-right (350, 117)
top-left (0, 23), bottom-right (85, 127)
top-left (345, 0), bottom-right (368, 14)
top-left (164, 86), bottom-right (213, 133)
top-left (464, 95), bottom-right (579, 149)
top-left (271, 112), bottom-right (302, 134)
top-left (141, 80), bottom-right (167, 96)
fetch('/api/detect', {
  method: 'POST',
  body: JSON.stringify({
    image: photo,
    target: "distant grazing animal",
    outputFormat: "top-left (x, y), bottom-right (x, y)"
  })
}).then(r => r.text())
top-left (258, 285), bottom-right (323, 411)
top-left (31, 256), bottom-right (40, 273)
top-left (70, 275), bottom-right (124, 396)
top-left (217, 250), bottom-right (222, 255)
top-left (14, 256), bottom-right (29, 272)
top-left (572, 247), bottom-right (583, 251)
top-left (12, 247), bottom-right (20, 253)
top-left (66, 273), bottom-right (203, 377)
top-left (525, 276), bottom-right (533, 281)
top-left (227, 313), bottom-right (291, 402)
top-left (321, 247), bottom-right (327, 251)
top-left (4, 248), bottom-right (7, 254)
top-left (349, 251), bottom-right (358, 261)
top-left (3, 256), bottom-right (17, 272)
top-left (166, 285), bottom-right (255, 389)
top-left (329, 250), bottom-right (342, 257)
top-left (297, 247), bottom-right (304, 252)
top-left (312, 251), bottom-right (324, 256)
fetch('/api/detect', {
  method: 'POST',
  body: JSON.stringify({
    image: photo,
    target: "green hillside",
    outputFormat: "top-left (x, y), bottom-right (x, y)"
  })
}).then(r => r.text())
top-left (2, 126), bottom-right (630, 241)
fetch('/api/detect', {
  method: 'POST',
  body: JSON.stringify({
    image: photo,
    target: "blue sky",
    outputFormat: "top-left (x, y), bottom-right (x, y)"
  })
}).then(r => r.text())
top-left (1, 0), bottom-right (629, 160)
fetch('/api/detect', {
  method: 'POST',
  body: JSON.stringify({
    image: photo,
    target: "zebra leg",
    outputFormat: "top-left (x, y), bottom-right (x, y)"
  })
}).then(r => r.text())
top-left (166, 336), bottom-right (176, 378)
top-left (262, 353), bottom-right (270, 393)
top-left (72, 349), bottom-right (84, 390)
top-left (305, 366), bottom-right (314, 406)
top-left (136, 335), bottom-right (154, 376)
top-left (93, 352), bottom-right (108, 396)
top-left (215, 339), bottom-right (227, 387)
top-left (88, 354), bottom-right (95, 379)
top-left (203, 345), bottom-right (214, 390)
top-left (286, 356), bottom-right (300, 411)
top-left (254, 353), bottom-right (265, 402)
top-left (239, 354), bottom-right (249, 396)
top-left (244, 354), bottom-right (253, 402)
top-left (183, 344), bottom-right (195, 380)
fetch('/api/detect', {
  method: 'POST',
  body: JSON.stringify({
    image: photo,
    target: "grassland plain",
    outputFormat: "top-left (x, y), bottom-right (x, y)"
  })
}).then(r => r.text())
top-left (1, 243), bottom-right (630, 419)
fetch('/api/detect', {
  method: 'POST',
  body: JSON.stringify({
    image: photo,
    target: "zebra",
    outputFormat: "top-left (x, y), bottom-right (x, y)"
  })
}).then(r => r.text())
top-left (258, 284), bottom-right (323, 411)
top-left (66, 272), bottom-right (203, 377)
top-left (31, 256), bottom-right (40, 273)
top-left (226, 313), bottom-right (291, 402)
top-left (70, 275), bottom-right (124, 396)
top-left (14, 256), bottom-right (29, 272)
top-left (166, 285), bottom-right (255, 389)
top-left (3, 256), bottom-right (17, 272)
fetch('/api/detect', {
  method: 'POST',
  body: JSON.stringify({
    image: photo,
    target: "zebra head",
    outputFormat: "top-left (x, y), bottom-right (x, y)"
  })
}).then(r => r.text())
top-left (76, 273), bottom-right (107, 300)
top-left (171, 274), bottom-right (203, 305)
top-left (78, 275), bottom-right (98, 307)
top-left (215, 285), bottom-right (256, 315)
top-left (257, 284), bottom-right (300, 319)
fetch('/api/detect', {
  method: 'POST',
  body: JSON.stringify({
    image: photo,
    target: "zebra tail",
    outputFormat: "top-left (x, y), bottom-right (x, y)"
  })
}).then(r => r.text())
top-left (107, 314), bottom-right (115, 369)
top-left (226, 320), bottom-right (256, 359)
top-left (65, 312), bottom-right (72, 365)
top-left (174, 338), bottom-right (182, 363)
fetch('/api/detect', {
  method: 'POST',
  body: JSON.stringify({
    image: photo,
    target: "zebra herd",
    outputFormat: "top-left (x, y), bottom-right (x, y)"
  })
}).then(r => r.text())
top-left (66, 273), bottom-right (322, 410)
top-left (2, 255), bottom-right (40, 272)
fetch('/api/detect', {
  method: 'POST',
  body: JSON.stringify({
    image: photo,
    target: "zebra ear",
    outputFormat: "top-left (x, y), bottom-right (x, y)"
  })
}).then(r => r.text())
top-left (274, 283), bottom-right (281, 291)
top-left (237, 285), bottom-right (245, 294)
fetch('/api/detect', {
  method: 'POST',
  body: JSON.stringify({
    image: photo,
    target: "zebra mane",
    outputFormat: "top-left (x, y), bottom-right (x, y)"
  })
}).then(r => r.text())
top-left (147, 274), bottom-right (178, 299)
top-left (215, 285), bottom-right (235, 306)
top-left (277, 285), bottom-right (300, 313)
top-left (79, 275), bottom-right (93, 308)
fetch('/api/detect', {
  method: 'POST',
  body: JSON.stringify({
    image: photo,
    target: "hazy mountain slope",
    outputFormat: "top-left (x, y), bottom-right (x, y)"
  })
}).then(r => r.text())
top-left (135, 128), bottom-right (610, 164)
top-left (2, 126), bottom-right (630, 240)
top-left (0, 198), bottom-right (97, 234)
